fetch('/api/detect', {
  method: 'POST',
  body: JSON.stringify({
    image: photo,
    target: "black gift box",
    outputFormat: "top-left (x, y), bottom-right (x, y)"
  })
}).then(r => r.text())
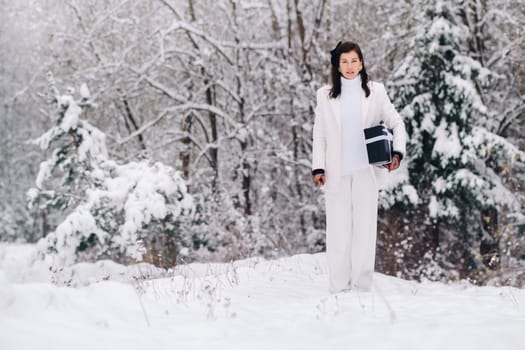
top-left (364, 124), bottom-right (393, 166)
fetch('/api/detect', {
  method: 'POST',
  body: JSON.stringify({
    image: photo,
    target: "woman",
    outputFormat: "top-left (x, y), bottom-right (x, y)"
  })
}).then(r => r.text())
top-left (311, 41), bottom-right (406, 293)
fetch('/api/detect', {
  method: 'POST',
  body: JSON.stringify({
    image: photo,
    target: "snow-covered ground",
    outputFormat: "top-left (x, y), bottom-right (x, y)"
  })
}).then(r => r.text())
top-left (0, 243), bottom-right (524, 350)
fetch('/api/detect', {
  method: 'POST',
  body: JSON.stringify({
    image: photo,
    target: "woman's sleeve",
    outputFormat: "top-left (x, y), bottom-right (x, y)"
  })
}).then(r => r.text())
top-left (379, 83), bottom-right (406, 158)
top-left (312, 88), bottom-right (327, 174)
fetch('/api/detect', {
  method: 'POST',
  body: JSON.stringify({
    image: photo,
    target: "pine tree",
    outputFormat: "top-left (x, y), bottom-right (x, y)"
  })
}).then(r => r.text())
top-left (27, 73), bottom-right (105, 220)
top-left (29, 74), bottom-right (194, 267)
top-left (385, 0), bottom-right (524, 281)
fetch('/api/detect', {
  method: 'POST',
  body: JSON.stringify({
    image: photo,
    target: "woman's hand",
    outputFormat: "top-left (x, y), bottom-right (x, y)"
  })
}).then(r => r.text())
top-left (313, 173), bottom-right (326, 186)
top-left (383, 154), bottom-right (400, 172)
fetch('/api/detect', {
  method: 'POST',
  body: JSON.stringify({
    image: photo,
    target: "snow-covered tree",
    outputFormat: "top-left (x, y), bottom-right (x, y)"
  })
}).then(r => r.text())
top-left (385, 0), bottom-right (524, 281)
top-left (455, 0), bottom-right (525, 286)
top-left (29, 77), bottom-right (194, 267)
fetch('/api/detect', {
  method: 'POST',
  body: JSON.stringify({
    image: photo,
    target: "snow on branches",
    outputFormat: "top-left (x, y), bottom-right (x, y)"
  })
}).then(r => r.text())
top-left (383, 0), bottom-right (524, 280)
top-left (29, 77), bottom-right (193, 267)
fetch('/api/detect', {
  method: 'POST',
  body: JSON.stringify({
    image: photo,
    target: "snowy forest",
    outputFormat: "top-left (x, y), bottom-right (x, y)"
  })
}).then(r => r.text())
top-left (1, 0), bottom-right (524, 287)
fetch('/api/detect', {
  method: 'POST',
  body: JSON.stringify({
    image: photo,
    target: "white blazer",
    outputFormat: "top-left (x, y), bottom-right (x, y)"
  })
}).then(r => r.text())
top-left (312, 81), bottom-right (407, 192)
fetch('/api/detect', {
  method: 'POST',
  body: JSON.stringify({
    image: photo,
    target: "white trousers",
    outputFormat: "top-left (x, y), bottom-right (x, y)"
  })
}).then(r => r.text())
top-left (325, 167), bottom-right (379, 293)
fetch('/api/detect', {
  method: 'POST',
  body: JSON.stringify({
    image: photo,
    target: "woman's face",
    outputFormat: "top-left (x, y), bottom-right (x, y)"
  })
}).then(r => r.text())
top-left (339, 51), bottom-right (362, 80)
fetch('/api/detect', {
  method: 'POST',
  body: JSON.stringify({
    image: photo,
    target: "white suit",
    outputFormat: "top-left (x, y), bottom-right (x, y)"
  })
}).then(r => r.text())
top-left (312, 81), bottom-right (406, 293)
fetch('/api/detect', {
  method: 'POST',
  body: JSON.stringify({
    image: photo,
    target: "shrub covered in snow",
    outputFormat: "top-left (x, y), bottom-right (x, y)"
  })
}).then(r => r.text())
top-left (29, 74), bottom-right (194, 267)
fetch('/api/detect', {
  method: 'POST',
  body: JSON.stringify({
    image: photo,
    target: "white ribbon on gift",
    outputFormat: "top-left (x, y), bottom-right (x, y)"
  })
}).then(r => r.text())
top-left (365, 130), bottom-right (393, 145)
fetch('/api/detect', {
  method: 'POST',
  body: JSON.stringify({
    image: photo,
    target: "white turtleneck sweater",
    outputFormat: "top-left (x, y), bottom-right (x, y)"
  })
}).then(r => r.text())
top-left (340, 76), bottom-right (369, 176)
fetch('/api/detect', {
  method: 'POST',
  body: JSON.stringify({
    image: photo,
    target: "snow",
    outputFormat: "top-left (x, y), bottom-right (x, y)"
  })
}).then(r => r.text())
top-left (34, 160), bottom-right (51, 189)
top-left (76, 121), bottom-right (108, 161)
top-left (79, 83), bottom-right (91, 101)
top-left (379, 161), bottom-right (420, 208)
top-left (40, 208), bottom-right (108, 265)
top-left (443, 72), bottom-right (487, 117)
top-left (429, 196), bottom-right (460, 219)
top-left (57, 95), bottom-right (81, 132)
top-left (400, 184), bottom-right (419, 204)
top-left (433, 121), bottom-right (461, 166)
top-left (1, 243), bottom-right (524, 350)
top-left (428, 195), bottom-right (439, 218)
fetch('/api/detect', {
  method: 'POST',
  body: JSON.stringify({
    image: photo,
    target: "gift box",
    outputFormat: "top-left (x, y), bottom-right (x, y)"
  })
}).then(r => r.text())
top-left (364, 124), bottom-right (393, 166)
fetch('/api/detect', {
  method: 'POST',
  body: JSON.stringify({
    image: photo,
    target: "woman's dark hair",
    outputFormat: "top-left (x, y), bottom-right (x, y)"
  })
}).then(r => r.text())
top-left (329, 41), bottom-right (370, 99)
